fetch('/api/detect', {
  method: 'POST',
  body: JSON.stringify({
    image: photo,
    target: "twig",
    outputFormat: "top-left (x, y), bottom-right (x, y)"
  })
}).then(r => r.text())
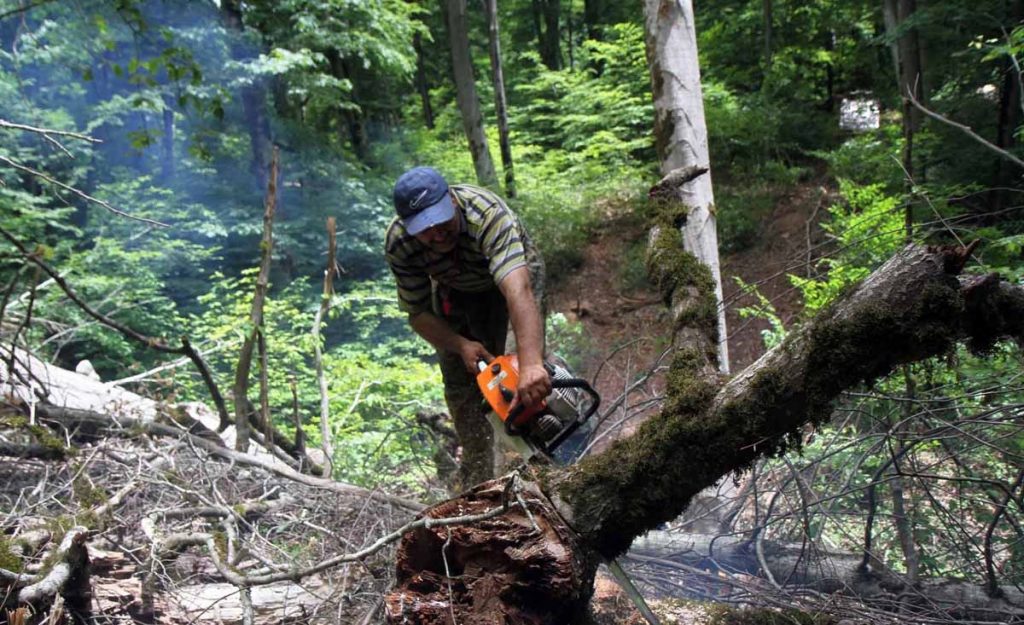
top-left (34, 402), bottom-right (424, 512)
top-left (0, 155), bottom-right (168, 227)
top-left (201, 501), bottom-right (516, 587)
top-left (442, 527), bottom-right (458, 625)
top-left (0, 1), bottom-right (60, 22)
top-left (239, 586), bottom-right (254, 625)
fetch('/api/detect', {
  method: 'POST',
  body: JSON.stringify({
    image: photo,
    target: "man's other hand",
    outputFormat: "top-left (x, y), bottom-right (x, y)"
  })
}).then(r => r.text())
top-left (512, 363), bottom-right (552, 412)
top-left (458, 340), bottom-right (494, 375)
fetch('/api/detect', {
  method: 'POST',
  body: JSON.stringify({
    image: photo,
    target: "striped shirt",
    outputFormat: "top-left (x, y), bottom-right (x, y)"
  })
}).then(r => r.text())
top-left (385, 184), bottom-right (527, 315)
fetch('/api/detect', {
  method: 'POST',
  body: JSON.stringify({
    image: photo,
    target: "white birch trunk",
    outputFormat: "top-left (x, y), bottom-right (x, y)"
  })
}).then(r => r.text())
top-left (643, 0), bottom-right (730, 373)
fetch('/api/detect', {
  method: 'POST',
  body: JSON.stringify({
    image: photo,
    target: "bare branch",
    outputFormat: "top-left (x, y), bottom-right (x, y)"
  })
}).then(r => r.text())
top-left (906, 89), bottom-right (1024, 170)
top-left (18, 526), bottom-right (89, 603)
top-left (0, 155), bottom-right (168, 227)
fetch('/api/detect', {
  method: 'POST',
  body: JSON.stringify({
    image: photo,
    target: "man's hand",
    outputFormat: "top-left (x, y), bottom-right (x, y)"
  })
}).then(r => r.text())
top-left (511, 362), bottom-right (552, 412)
top-left (457, 339), bottom-right (494, 375)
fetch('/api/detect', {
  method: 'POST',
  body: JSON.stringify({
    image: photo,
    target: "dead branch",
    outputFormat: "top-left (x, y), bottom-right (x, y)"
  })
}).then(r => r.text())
top-left (312, 217), bottom-right (339, 475)
top-left (17, 526), bottom-right (89, 604)
top-left (32, 402), bottom-right (424, 512)
top-left (0, 226), bottom-right (234, 433)
top-left (234, 146), bottom-right (278, 452)
top-left (906, 88), bottom-right (1024, 170)
top-left (0, 155), bottom-right (168, 227)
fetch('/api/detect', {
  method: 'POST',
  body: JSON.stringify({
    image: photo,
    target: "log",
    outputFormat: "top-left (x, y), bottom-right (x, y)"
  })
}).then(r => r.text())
top-left (627, 531), bottom-right (1024, 621)
top-left (384, 476), bottom-right (593, 625)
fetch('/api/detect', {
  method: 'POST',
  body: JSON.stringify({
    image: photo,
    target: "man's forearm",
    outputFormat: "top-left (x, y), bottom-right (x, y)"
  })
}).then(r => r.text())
top-left (499, 267), bottom-right (544, 367)
top-left (409, 311), bottom-right (466, 354)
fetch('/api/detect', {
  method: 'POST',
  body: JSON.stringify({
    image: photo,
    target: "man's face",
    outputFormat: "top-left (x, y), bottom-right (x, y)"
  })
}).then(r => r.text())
top-left (414, 209), bottom-right (460, 253)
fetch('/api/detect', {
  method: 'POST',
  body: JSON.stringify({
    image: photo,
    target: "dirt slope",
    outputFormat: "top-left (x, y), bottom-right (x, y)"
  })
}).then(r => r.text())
top-left (547, 179), bottom-right (834, 429)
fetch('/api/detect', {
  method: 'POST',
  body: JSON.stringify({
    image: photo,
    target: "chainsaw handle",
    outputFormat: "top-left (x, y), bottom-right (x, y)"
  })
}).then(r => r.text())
top-left (504, 377), bottom-right (601, 439)
top-left (550, 378), bottom-right (601, 422)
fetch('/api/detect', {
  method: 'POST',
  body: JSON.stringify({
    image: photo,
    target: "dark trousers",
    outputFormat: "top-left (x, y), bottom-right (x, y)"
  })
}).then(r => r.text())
top-left (434, 287), bottom-right (508, 490)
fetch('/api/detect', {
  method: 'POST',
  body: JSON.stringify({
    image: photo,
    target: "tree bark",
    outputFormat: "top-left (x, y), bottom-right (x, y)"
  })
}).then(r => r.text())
top-left (483, 0), bottom-right (516, 198)
top-left (444, 0), bottom-right (497, 187)
top-left (413, 32), bottom-right (435, 130)
top-left (220, 0), bottom-right (273, 190)
top-left (643, 0), bottom-right (729, 373)
top-left (386, 245), bottom-right (1024, 623)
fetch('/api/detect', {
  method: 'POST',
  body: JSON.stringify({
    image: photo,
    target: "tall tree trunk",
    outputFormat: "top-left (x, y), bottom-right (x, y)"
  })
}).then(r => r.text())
top-left (992, 0), bottom-right (1024, 210)
top-left (160, 96), bottom-right (175, 183)
top-left (445, 0), bottom-right (498, 186)
top-left (643, 0), bottom-right (729, 374)
top-left (220, 0), bottom-right (273, 190)
top-left (540, 0), bottom-right (561, 70)
top-left (894, 0), bottom-right (926, 131)
top-left (583, 0), bottom-right (604, 40)
top-left (762, 0), bottom-right (773, 69)
top-left (884, 0), bottom-right (926, 237)
top-left (483, 0), bottom-right (516, 197)
top-left (413, 32), bottom-right (435, 130)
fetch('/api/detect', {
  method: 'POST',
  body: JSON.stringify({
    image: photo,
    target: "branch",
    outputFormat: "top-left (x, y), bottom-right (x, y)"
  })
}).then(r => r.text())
top-left (0, 226), bottom-right (233, 434)
top-left (233, 146), bottom-right (278, 452)
top-left (18, 526), bottom-right (89, 603)
top-left (906, 89), bottom-right (1024, 170)
top-left (0, 0), bottom-right (59, 22)
top-left (33, 403), bottom-right (424, 513)
top-left (312, 217), bottom-right (339, 475)
top-left (0, 155), bottom-right (169, 227)
top-left (205, 499), bottom-right (519, 587)
top-left (0, 119), bottom-right (101, 143)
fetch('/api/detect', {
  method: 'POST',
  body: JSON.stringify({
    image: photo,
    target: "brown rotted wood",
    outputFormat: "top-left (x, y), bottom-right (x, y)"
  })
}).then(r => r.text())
top-left (385, 474), bottom-right (595, 625)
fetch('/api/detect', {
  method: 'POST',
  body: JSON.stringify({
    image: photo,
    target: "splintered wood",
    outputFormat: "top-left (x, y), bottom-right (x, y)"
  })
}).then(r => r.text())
top-left (385, 476), bottom-right (593, 625)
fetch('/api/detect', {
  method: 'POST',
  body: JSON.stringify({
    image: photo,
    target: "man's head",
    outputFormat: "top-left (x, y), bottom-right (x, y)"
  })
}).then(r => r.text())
top-left (393, 166), bottom-right (458, 241)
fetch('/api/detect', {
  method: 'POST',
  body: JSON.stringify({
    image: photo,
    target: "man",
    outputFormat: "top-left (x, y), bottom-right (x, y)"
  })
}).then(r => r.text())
top-left (385, 166), bottom-right (549, 489)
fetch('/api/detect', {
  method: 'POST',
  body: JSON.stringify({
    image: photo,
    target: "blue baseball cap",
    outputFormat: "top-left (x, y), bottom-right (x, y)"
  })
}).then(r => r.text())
top-left (393, 167), bottom-right (456, 235)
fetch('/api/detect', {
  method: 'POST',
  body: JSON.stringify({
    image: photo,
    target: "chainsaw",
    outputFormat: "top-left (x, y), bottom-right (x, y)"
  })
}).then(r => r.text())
top-left (475, 354), bottom-right (599, 464)
top-left (475, 354), bottom-right (662, 625)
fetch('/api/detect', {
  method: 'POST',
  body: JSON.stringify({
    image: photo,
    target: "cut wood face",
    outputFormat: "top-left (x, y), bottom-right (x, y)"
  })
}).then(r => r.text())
top-left (385, 476), bottom-right (595, 625)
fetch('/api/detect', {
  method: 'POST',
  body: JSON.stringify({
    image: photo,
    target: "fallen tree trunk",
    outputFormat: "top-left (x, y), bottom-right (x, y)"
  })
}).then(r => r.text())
top-left (626, 531), bottom-right (1024, 621)
top-left (386, 245), bottom-right (1024, 624)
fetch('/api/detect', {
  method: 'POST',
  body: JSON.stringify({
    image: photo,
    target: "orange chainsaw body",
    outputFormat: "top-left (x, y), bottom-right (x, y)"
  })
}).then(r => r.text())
top-left (475, 354), bottom-right (544, 430)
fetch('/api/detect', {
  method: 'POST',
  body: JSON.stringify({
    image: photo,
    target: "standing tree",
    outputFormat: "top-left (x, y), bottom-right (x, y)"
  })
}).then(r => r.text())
top-left (483, 0), bottom-right (516, 197)
top-left (445, 0), bottom-right (498, 187)
top-left (643, 0), bottom-right (729, 373)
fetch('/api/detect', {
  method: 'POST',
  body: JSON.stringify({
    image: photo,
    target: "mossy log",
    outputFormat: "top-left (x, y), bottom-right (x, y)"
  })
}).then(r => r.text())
top-left (386, 245), bottom-right (1024, 624)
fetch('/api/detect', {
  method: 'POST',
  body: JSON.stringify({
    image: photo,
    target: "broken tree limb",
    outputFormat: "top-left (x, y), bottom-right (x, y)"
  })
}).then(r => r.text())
top-left (234, 147), bottom-right (279, 453)
top-left (18, 526), bottom-right (90, 604)
top-left (553, 245), bottom-right (1017, 558)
